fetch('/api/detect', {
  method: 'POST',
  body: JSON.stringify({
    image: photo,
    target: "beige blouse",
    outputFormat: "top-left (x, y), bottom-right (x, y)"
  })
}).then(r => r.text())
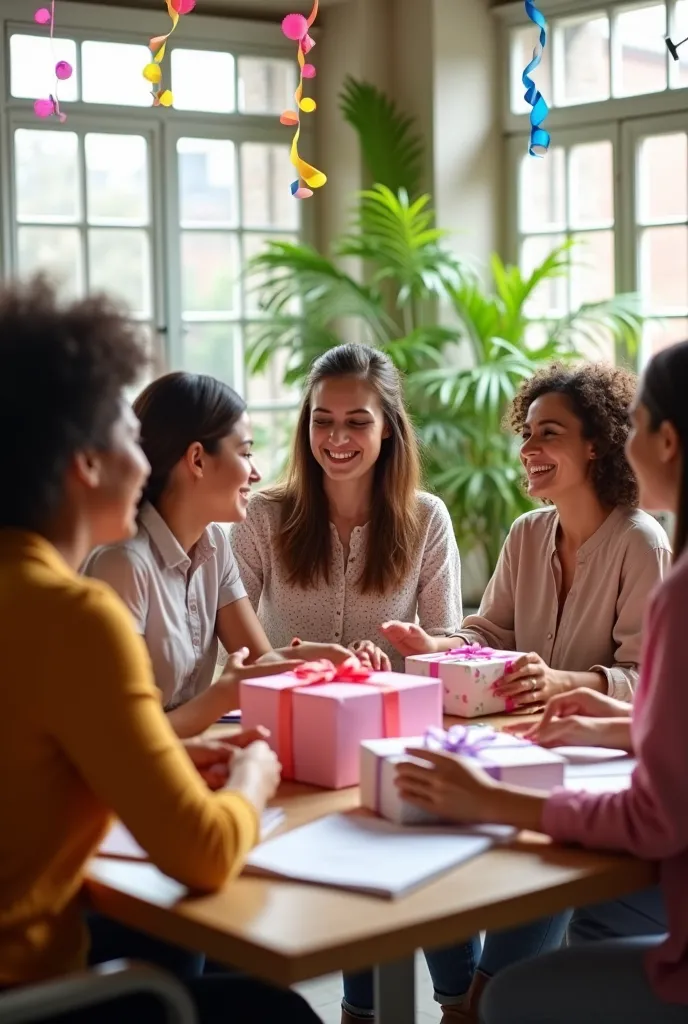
top-left (454, 506), bottom-right (672, 701)
top-left (230, 490), bottom-right (462, 671)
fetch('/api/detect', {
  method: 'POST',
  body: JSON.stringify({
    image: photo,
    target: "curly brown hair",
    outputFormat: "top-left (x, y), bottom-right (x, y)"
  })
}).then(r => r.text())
top-left (0, 275), bottom-right (148, 531)
top-left (506, 361), bottom-right (639, 509)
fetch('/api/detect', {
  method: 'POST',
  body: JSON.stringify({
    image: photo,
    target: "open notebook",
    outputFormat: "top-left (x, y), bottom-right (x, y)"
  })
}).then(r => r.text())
top-left (99, 808), bottom-right (285, 861)
top-left (245, 812), bottom-right (515, 899)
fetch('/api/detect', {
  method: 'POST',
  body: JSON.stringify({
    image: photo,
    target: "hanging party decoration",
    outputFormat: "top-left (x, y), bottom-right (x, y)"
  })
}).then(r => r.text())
top-left (143, 0), bottom-right (196, 108)
top-left (280, 1), bottom-right (326, 199)
top-left (33, 3), bottom-right (72, 122)
top-left (522, 0), bottom-right (550, 157)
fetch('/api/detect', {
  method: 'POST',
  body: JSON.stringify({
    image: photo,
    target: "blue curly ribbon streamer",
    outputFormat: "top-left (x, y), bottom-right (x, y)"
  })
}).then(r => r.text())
top-left (523, 1), bottom-right (550, 157)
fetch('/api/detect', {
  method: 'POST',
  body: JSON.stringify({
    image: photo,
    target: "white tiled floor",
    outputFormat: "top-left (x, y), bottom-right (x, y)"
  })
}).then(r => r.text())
top-left (295, 952), bottom-right (439, 1024)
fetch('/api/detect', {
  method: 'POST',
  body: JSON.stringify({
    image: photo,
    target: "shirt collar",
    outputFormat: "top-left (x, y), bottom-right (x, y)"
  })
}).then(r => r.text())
top-left (138, 503), bottom-right (217, 572)
top-left (546, 505), bottom-right (627, 562)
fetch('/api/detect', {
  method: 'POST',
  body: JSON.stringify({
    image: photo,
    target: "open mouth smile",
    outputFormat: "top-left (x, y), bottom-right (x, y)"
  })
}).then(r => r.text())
top-left (324, 449), bottom-right (360, 463)
top-left (527, 463), bottom-right (556, 478)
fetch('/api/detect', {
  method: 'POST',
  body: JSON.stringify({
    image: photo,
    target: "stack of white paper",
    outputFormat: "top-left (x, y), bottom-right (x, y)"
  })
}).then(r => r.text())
top-left (245, 812), bottom-right (514, 898)
top-left (99, 807), bottom-right (285, 860)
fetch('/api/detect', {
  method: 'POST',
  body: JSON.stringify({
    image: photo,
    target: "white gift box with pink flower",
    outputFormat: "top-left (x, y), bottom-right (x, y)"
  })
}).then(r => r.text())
top-left (405, 645), bottom-right (527, 717)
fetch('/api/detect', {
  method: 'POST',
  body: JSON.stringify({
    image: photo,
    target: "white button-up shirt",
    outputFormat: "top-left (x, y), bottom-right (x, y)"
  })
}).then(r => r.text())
top-left (230, 490), bottom-right (462, 671)
top-left (83, 503), bottom-right (246, 708)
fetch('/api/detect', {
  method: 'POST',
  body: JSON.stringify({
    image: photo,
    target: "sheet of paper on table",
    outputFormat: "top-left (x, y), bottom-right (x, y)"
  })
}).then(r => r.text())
top-left (245, 812), bottom-right (515, 898)
top-left (99, 807), bottom-right (286, 861)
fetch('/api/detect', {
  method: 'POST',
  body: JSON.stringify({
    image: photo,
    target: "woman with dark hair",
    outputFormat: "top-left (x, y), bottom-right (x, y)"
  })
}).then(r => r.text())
top-left (230, 343), bottom-right (463, 673)
top-left (230, 343), bottom-right (463, 1023)
top-left (85, 371), bottom-right (352, 738)
top-left (396, 341), bottom-right (688, 1024)
top-left (0, 278), bottom-right (321, 1023)
top-left (381, 362), bottom-right (672, 1021)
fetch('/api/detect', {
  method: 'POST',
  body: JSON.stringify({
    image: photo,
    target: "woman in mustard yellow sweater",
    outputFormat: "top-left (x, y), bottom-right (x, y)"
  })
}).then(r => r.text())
top-left (0, 277), bottom-right (322, 1024)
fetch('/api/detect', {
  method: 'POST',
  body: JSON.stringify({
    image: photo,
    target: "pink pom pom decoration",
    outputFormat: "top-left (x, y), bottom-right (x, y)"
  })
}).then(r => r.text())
top-left (302, 63), bottom-right (316, 78)
top-left (34, 8), bottom-right (51, 24)
top-left (34, 98), bottom-right (55, 118)
top-left (55, 60), bottom-right (72, 80)
top-left (281, 12), bottom-right (308, 40)
top-left (171, 0), bottom-right (196, 12)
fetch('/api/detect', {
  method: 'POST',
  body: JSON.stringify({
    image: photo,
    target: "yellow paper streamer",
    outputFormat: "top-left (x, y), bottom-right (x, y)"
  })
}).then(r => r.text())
top-left (143, 0), bottom-right (188, 107)
top-left (281, 0), bottom-right (327, 198)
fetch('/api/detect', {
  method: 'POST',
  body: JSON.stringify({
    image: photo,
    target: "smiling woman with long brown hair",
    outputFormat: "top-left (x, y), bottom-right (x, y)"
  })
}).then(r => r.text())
top-left (230, 342), bottom-right (464, 1022)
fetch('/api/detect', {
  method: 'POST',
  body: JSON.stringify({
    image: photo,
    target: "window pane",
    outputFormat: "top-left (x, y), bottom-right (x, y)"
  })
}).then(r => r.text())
top-left (82, 42), bottom-right (151, 106)
top-left (10, 35), bottom-right (78, 101)
top-left (520, 235), bottom-right (567, 316)
top-left (518, 147), bottom-right (565, 233)
top-left (638, 133), bottom-right (688, 223)
top-left (178, 139), bottom-right (237, 226)
top-left (613, 4), bottom-right (667, 97)
top-left (86, 134), bottom-right (149, 224)
top-left (570, 230), bottom-right (615, 306)
top-left (243, 232), bottom-right (298, 315)
top-left (171, 49), bottom-right (235, 112)
top-left (88, 229), bottom-right (151, 317)
top-left (241, 143), bottom-right (299, 230)
top-left (17, 226), bottom-right (83, 297)
top-left (644, 317), bottom-right (688, 357)
top-left (14, 130), bottom-right (80, 221)
top-left (555, 15), bottom-right (610, 105)
top-left (509, 25), bottom-right (552, 115)
top-left (181, 323), bottom-right (238, 382)
top-left (641, 226), bottom-right (688, 313)
top-left (568, 141), bottom-right (614, 228)
top-left (670, 0), bottom-right (688, 87)
top-left (181, 232), bottom-right (240, 314)
top-left (238, 56), bottom-right (296, 115)
top-left (248, 408), bottom-right (297, 484)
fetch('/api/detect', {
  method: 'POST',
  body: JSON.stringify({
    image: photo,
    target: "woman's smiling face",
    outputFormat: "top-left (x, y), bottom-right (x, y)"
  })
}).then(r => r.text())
top-left (520, 391), bottom-right (596, 502)
top-left (309, 375), bottom-right (390, 483)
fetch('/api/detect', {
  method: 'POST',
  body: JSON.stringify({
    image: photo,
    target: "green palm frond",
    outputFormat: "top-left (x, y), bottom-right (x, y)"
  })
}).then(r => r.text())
top-left (339, 76), bottom-right (425, 198)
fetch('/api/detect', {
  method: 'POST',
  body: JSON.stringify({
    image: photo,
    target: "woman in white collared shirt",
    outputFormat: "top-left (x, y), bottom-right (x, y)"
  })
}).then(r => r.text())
top-left (84, 371), bottom-right (351, 737)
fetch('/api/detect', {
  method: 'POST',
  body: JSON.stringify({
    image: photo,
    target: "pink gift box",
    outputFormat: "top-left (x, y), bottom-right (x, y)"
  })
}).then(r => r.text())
top-left (240, 662), bottom-right (442, 790)
top-left (406, 646), bottom-right (526, 717)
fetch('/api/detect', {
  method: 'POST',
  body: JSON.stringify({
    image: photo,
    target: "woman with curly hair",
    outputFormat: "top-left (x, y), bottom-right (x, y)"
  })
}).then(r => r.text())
top-left (383, 361), bottom-right (671, 708)
top-left (379, 362), bottom-right (672, 1022)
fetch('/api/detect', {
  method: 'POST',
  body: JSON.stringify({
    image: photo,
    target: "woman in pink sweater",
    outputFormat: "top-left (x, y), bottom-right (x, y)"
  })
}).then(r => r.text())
top-left (396, 340), bottom-right (688, 1024)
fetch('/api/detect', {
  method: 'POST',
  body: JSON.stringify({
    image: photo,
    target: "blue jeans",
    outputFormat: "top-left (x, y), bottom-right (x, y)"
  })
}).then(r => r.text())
top-left (80, 912), bottom-right (322, 1024)
top-left (341, 887), bottom-right (665, 1016)
top-left (480, 937), bottom-right (688, 1024)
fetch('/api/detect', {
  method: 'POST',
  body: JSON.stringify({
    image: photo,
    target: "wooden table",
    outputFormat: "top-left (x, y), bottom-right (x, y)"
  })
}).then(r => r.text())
top-left (87, 715), bottom-right (654, 1023)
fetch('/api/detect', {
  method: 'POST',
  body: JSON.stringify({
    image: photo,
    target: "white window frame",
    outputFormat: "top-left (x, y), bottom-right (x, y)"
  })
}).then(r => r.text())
top-left (0, 0), bottom-right (312, 413)
top-left (497, 0), bottom-right (688, 366)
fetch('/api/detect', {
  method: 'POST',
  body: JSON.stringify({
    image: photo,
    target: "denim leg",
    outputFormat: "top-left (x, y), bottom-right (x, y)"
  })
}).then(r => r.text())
top-left (342, 969), bottom-right (376, 1018)
top-left (478, 911), bottom-right (571, 978)
top-left (568, 885), bottom-right (666, 944)
top-left (480, 936), bottom-right (688, 1024)
top-left (423, 937), bottom-right (482, 1005)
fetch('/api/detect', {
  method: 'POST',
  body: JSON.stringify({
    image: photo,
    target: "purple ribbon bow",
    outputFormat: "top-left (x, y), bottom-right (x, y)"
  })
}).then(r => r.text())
top-left (440, 645), bottom-right (496, 660)
top-left (424, 725), bottom-right (500, 758)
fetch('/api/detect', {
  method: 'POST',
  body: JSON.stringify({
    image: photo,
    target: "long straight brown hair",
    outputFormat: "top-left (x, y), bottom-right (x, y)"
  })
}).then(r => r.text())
top-left (640, 339), bottom-right (688, 562)
top-left (267, 344), bottom-right (423, 593)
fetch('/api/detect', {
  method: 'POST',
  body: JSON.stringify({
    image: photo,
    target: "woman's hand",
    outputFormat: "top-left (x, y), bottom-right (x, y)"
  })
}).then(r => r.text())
top-left (494, 653), bottom-right (570, 709)
top-left (504, 688), bottom-right (634, 751)
top-left (395, 748), bottom-right (500, 824)
top-left (183, 727), bottom-right (271, 790)
top-left (215, 648), bottom-right (304, 710)
top-left (379, 621), bottom-right (439, 657)
top-left (276, 641), bottom-right (360, 667)
top-left (395, 748), bottom-right (548, 833)
top-left (226, 740), bottom-right (281, 813)
top-left (349, 640), bottom-right (391, 671)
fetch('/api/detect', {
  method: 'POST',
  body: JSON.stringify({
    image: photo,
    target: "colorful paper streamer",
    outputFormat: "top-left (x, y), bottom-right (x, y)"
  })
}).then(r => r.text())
top-left (33, 3), bottom-right (72, 122)
top-left (143, 0), bottom-right (196, 108)
top-left (522, 0), bottom-right (550, 157)
top-left (280, 1), bottom-right (326, 199)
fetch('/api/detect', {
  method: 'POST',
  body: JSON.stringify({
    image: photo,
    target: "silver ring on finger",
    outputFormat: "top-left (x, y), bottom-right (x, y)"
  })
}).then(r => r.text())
top-left (529, 678), bottom-right (537, 692)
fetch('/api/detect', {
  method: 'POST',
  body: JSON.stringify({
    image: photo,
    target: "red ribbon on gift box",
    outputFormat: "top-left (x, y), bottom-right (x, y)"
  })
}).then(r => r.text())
top-left (277, 657), bottom-right (401, 779)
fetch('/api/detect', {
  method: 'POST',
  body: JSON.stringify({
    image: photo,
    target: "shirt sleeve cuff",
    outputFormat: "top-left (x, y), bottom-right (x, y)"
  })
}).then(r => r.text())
top-left (589, 664), bottom-right (636, 702)
top-left (218, 581), bottom-right (247, 608)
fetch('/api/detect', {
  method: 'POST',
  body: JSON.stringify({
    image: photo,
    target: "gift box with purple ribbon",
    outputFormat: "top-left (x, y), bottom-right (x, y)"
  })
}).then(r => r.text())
top-left (360, 725), bottom-right (565, 825)
top-left (406, 645), bottom-right (527, 717)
